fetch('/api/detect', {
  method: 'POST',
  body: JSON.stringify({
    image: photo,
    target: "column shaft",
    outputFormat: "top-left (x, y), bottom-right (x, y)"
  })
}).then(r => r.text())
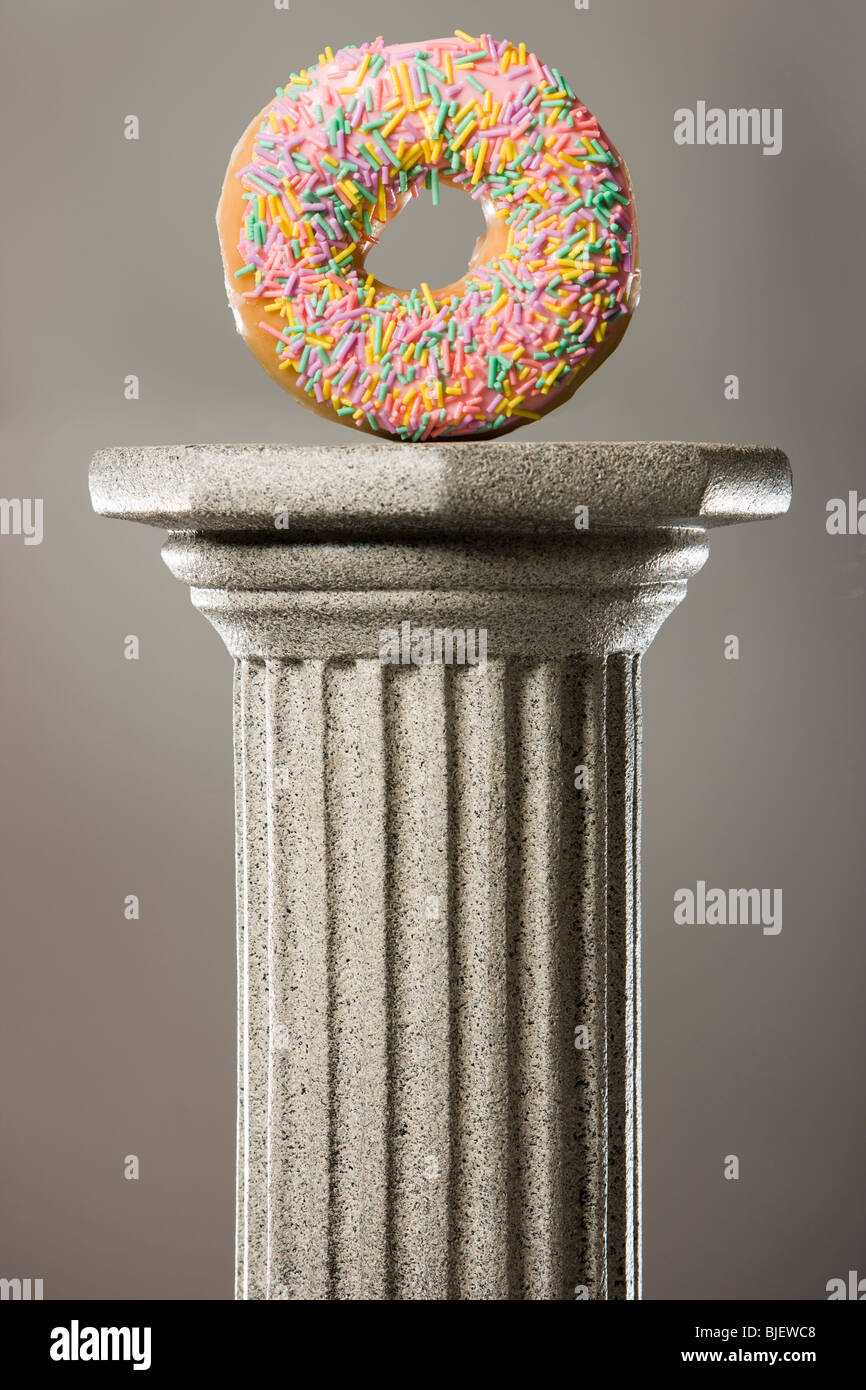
top-left (233, 653), bottom-right (641, 1300)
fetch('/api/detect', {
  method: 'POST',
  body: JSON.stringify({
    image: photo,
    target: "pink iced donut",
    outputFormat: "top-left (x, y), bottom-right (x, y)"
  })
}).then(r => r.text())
top-left (217, 30), bottom-right (640, 440)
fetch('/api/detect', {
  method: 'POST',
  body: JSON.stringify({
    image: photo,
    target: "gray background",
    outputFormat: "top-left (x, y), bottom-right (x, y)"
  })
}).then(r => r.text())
top-left (1, 0), bottom-right (864, 1300)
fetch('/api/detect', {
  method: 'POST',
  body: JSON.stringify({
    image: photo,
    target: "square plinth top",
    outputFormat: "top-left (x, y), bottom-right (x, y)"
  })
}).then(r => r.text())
top-left (89, 441), bottom-right (791, 537)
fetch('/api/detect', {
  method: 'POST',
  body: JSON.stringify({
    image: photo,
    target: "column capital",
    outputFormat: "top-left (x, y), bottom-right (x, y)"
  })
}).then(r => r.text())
top-left (90, 442), bottom-right (791, 660)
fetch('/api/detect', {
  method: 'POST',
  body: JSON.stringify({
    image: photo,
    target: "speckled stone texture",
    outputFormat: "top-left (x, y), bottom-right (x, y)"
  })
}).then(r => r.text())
top-left (90, 442), bottom-right (791, 1301)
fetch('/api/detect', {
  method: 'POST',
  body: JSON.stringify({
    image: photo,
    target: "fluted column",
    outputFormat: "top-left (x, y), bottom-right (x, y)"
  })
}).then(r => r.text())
top-left (230, 650), bottom-right (642, 1300)
top-left (90, 441), bottom-right (791, 1300)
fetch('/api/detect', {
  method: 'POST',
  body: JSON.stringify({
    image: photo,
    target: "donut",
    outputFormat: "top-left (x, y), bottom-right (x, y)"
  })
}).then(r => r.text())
top-left (217, 31), bottom-right (640, 441)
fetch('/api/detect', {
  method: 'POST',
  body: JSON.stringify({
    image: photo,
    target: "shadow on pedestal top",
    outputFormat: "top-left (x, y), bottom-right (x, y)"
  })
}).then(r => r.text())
top-left (89, 442), bottom-right (791, 537)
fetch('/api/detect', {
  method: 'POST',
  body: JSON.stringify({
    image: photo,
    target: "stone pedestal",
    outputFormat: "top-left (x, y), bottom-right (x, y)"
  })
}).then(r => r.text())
top-left (89, 441), bottom-right (791, 1301)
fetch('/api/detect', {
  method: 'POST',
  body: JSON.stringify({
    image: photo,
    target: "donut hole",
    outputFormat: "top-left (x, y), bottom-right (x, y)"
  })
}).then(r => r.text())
top-left (363, 181), bottom-right (490, 297)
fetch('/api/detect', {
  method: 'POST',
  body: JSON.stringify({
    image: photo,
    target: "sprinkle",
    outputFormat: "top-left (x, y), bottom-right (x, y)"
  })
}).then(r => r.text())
top-left (451, 117), bottom-right (477, 151)
top-left (471, 139), bottom-right (488, 184)
top-left (372, 129), bottom-right (401, 167)
top-left (382, 106), bottom-right (406, 137)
